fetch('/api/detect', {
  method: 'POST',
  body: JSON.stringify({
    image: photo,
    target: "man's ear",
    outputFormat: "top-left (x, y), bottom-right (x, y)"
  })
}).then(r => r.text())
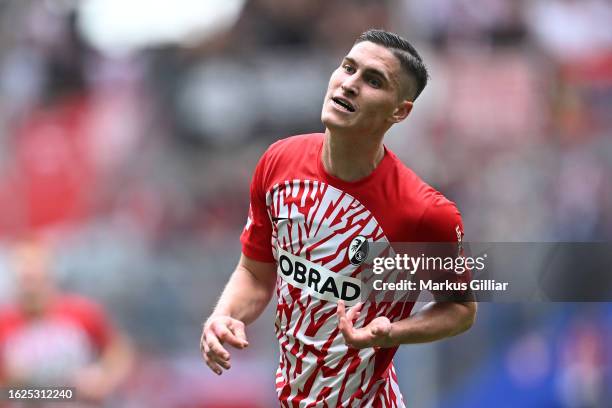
top-left (391, 100), bottom-right (413, 123)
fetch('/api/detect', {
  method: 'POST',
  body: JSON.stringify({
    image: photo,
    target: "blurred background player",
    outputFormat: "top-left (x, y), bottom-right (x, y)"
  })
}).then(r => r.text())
top-left (0, 240), bottom-right (133, 407)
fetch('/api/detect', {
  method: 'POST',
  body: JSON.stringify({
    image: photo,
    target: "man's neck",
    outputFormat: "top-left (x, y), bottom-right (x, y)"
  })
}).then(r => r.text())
top-left (322, 128), bottom-right (385, 182)
top-left (20, 291), bottom-right (56, 319)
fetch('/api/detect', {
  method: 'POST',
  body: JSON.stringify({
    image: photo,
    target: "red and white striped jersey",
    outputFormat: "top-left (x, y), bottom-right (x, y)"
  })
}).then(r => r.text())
top-left (241, 133), bottom-right (464, 407)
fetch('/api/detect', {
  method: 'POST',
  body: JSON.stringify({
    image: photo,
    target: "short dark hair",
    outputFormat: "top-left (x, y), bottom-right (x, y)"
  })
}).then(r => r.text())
top-left (355, 29), bottom-right (429, 101)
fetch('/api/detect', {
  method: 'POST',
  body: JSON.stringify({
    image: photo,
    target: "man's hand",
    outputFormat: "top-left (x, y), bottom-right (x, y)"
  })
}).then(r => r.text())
top-left (73, 365), bottom-right (111, 403)
top-left (201, 316), bottom-right (249, 375)
top-left (337, 301), bottom-right (395, 349)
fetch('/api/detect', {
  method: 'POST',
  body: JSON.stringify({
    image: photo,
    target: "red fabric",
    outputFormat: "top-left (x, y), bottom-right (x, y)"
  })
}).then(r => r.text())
top-left (239, 133), bottom-right (468, 406)
top-left (9, 96), bottom-right (96, 232)
top-left (0, 294), bottom-right (114, 384)
top-left (241, 133), bottom-right (464, 260)
top-left (0, 295), bottom-right (113, 350)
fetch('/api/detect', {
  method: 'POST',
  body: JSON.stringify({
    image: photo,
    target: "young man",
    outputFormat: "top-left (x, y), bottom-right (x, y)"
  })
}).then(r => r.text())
top-left (201, 29), bottom-right (476, 407)
top-left (0, 240), bottom-right (134, 405)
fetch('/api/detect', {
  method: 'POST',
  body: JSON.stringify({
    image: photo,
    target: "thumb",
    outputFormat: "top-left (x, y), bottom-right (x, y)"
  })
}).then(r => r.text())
top-left (230, 320), bottom-right (249, 348)
top-left (371, 319), bottom-right (391, 337)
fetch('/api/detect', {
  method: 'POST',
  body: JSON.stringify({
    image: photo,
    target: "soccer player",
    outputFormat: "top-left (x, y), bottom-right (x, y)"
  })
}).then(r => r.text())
top-left (0, 240), bottom-right (134, 404)
top-left (201, 29), bottom-right (476, 407)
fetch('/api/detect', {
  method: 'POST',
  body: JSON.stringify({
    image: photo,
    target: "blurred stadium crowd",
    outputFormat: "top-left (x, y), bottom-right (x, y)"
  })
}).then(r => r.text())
top-left (0, 0), bottom-right (610, 407)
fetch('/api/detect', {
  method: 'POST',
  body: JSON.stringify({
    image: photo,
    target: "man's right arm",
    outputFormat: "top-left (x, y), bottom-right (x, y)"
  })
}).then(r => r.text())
top-left (200, 254), bottom-right (276, 375)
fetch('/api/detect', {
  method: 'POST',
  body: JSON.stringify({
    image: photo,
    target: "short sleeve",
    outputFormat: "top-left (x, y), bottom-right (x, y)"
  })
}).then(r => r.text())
top-left (415, 195), bottom-right (472, 301)
top-left (416, 195), bottom-right (464, 243)
top-left (58, 296), bottom-right (115, 352)
top-left (0, 307), bottom-right (21, 384)
top-left (240, 153), bottom-right (274, 262)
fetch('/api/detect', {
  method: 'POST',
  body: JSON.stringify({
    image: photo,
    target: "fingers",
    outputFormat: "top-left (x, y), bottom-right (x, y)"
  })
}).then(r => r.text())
top-left (202, 341), bottom-right (224, 375)
top-left (338, 315), bottom-right (350, 335)
top-left (216, 324), bottom-right (245, 350)
top-left (206, 329), bottom-right (231, 360)
top-left (337, 305), bottom-right (393, 350)
top-left (345, 302), bottom-right (363, 322)
top-left (205, 333), bottom-right (232, 372)
top-left (337, 301), bottom-right (359, 348)
top-left (338, 301), bottom-right (362, 336)
top-left (227, 320), bottom-right (249, 349)
top-left (337, 300), bottom-right (346, 319)
top-left (201, 317), bottom-right (250, 376)
top-left (201, 324), bottom-right (231, 375)
top-left (337, 301), bottom-right (350, 332)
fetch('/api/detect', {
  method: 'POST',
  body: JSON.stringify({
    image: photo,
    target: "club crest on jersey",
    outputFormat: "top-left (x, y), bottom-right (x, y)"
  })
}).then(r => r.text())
top-left (348, 235), bottom-right (369, 266)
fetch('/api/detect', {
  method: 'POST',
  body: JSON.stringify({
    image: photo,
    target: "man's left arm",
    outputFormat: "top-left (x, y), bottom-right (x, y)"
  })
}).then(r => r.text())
top-left (338, 196), bottom-right (477, 349)
top-left (338, 300), bottom-right (476, 348)
top-left (389, 300), bottom-right (476, 344)
top-left (74, 332), bottom-right (133, 401)
top-left (70, 299), bottom-right (134, 402)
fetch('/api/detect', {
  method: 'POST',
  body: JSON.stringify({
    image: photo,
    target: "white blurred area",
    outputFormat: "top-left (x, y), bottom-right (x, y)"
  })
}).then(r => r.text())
top-left (78, 0), bottom-right (246, 55)
top-left (0, 0), bottom-right (610, 407)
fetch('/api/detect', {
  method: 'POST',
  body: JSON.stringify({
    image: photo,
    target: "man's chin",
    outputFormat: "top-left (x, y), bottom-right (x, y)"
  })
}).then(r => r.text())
top-left (321, 115), bottom-right (352, 132)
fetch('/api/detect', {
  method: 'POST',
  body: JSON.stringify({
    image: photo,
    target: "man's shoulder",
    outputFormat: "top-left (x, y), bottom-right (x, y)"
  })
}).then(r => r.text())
top-left (53, 294), bottom-right (108, 320)
top-left (265, 133), bottom-right (324, 157)
top-left (386, 150), bottom-right (452, 207)
top-left (255, 133), bottom-right (323, 181)
top-left (0, 304), bottom-right (22, 330)
top-left (385, 149), bottom-right (462, 238)
top-left (422, 190), bottom-right (461, 223)
top-left (415, 187), bottom-right (462, 241)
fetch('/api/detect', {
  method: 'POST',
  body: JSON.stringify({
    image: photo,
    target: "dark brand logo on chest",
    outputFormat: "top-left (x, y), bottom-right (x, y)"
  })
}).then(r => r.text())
top-left (348, 235), bottom-right (369, 266)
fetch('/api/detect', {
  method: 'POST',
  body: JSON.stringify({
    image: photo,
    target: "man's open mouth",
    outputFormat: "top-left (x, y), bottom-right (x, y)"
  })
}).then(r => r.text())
top-left (332, 97), bottom-right (356, 112)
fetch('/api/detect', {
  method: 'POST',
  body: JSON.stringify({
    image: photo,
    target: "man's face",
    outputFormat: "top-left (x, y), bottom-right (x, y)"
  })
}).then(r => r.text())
top-left (12, 243), bottom-right (56, 316)
top-left (321, 41), bottom-right (412, 135)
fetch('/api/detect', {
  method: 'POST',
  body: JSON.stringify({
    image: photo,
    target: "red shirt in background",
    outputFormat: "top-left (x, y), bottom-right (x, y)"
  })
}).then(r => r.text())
top-left (0, 294), bottom-right (114, 386)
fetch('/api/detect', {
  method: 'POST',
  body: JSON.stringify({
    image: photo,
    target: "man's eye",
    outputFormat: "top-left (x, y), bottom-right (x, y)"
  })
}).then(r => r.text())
top-left (368, 78), bottom-right (382, 88)
top-left (343, 65), bottom-right (355, 74)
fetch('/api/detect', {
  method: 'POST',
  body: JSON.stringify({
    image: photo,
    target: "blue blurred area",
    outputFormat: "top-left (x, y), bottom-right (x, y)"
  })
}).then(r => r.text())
top-left (440, 304), bottom-right (612, 408)
top-left (0, 0), bottom-right (610, 406)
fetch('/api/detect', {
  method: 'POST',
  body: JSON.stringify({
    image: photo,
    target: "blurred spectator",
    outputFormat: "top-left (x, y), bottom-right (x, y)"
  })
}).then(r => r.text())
top-left (403, 0), bottom-right (528, 48)
top-left (556, 319), bottom-right (606, 408)
top-left (0, 240), bottom-right (133, 406)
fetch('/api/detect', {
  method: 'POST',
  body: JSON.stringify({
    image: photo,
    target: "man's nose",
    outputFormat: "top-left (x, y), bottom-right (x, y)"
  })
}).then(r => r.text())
top-left (341, 77), bottom-right (358, 96)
